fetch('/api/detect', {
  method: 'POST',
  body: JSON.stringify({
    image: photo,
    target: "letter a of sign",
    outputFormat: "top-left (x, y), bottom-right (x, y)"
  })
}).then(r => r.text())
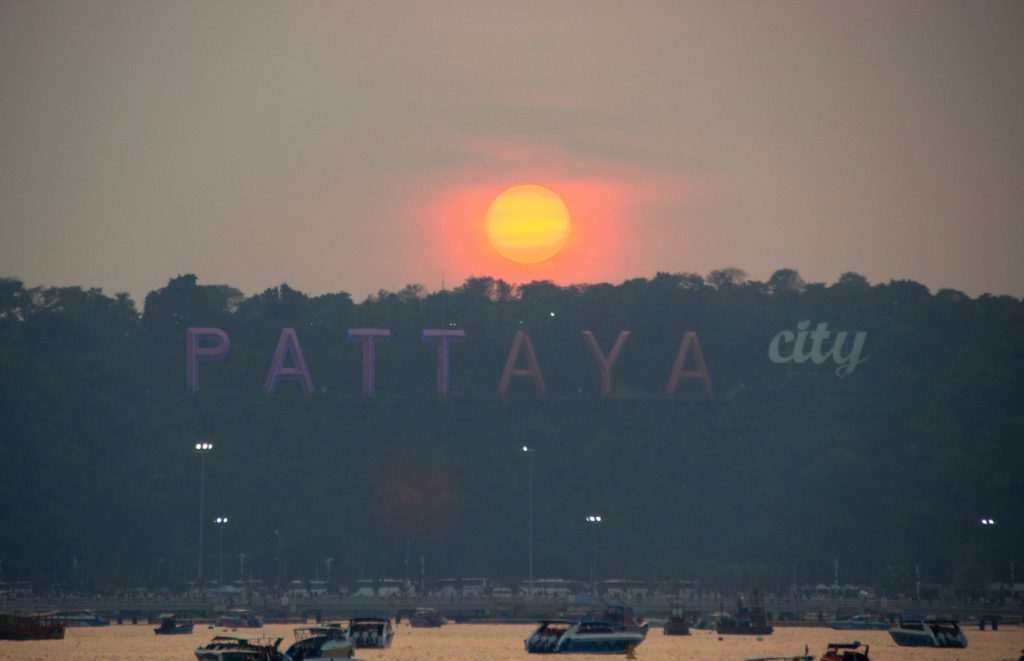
top-left (497, 330), bottom-right (546, 396)
top-left (665, 331), bottom-right (714, 397)
top-left (263, 328), bottom-right (315, 394)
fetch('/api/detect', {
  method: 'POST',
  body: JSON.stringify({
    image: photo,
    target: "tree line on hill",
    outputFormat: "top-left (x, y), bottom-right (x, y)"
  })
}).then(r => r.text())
top-left (0, 270), bottom-right (1020, 596)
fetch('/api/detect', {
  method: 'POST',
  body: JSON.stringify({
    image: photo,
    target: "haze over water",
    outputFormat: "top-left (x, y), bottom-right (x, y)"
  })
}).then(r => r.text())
top-left (1, 623), bottom-right (1020, 661)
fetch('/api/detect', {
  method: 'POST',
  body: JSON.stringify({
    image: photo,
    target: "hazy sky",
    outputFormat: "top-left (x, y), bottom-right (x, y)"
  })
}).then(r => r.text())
top-left (3, 1), bottom-right (1022, 304)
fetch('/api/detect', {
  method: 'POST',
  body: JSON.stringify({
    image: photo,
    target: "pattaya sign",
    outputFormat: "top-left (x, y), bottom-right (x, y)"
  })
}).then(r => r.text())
top-left (186, 327), bottom-right (714, 397)
top-left (186, 321), bottom-right (866, 396)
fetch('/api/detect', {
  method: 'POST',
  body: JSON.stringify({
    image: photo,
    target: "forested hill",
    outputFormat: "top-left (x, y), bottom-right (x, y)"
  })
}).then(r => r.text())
top-left (1, 271), bottom-right (1021, 594)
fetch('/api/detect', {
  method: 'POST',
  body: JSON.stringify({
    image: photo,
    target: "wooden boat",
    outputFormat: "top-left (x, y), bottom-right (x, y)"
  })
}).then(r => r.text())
top-left (0, 612), bottom-right (66, 640)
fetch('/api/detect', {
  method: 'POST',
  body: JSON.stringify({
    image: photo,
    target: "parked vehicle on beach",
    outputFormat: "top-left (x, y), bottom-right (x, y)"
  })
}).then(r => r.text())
top-left (524, 620), bottom-right (645, 655)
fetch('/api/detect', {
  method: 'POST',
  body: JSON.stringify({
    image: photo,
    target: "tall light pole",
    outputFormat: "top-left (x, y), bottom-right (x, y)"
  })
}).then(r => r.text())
top-left (274, 529), bottom-right (283, 592)
top-left (195, 442), bottom-right (214, 583)
top-left (215, 516), bottom-right (229, 585)
top-left (523, 446), bottom-right (535, 601)
top-left (980, 517), bottom-right (996, 584)
top-left (238, 553), bottom-right (247, 583)
top-left (586, 514), bottom-right (602, 600)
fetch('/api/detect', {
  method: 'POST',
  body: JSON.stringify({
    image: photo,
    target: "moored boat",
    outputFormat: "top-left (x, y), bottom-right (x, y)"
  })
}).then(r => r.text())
top-left (348, 617), bottom-right (393, 648)
top-left (826, 614), bottom-right (888, 630)
top-left (662, 600), bottom-right (690, 635)
top-left (283, 623), bottom-right (354, 660)
top-left (218, 609), bottom-right (264, 628)
top-left (716, 592), bottom-right (773, 636)
top-left (55, 609), bottom-right (109, 627)
top-left (524, 620), bottom-right (646, 655)
top-left (820, 641), bottom-right (870, 661)
top-left (888, 617), bottom-right (966, 648)
top-left (0, 612), bottom-right (66, 640)
top-left (154, 613), bottom-right (194, 635)
top-left (195, 634), bottom-right (284, 660)
top-left (408, 607), bottom-right (447, 628)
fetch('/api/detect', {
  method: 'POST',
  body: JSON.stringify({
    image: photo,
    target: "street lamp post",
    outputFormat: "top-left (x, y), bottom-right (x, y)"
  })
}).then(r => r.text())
top-left (585, 514), bottom-right (602, 599)
top-left (195, 442), bottom-right (214, 582)
top-left (523, 446), bottom-right (535, 601)
top-left (215, 516), bottom-right (229, 585)
top-left (980, 517), bottom-right (996, 584)
top-left (238, 553), bottom-right (247, 582)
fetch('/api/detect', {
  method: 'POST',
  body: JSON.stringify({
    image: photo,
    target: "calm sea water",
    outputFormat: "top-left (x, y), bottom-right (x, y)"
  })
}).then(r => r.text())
top-left (0, 622), bottom-right (1020, 661)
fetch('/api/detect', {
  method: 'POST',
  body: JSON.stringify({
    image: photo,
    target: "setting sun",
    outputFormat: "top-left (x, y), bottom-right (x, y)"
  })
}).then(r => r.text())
top-left (485, 185), bottom-right (571, 264)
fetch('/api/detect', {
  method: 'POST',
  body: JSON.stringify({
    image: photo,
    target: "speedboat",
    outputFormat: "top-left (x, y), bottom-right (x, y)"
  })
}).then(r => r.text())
top-left (195, 635), bottom-right (284, 660)
top-left (283, 623), bottom-right (354, 660)
top-left (348, 618), bottom-right (394, 648)
top-left (524, 620), bottom-right (646, 654)
top-left (820, 641), bottom-right (870, 660)
top-left (888, 617), bottom-right (966, 648)
top-left (56, 609), bottom-right (109, 627)
top-left (408, 607), bottom-right (447, 627)
top-left (154, 613), bottom-right (194, 635)
top-left (827, 614), bottom-right (888, 630)
top-left (218, 609), bottom-right (264, 628)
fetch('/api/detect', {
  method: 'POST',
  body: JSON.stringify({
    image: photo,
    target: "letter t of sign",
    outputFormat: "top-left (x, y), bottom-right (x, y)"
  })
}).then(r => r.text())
top-left (421, 329), bottom-right (466, 395)
top-left (347, 328), bottom-right (391, 395)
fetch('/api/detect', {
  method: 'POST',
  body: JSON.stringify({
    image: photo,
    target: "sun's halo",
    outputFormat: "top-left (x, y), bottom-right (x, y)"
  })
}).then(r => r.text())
top-left (485, 185), bottom-right (571, 264)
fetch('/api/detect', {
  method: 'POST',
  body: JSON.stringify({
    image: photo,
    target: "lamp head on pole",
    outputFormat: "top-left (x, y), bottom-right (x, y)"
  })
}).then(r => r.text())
top-left (195, 442), bottom-right (214, 451)
top-left (585, 515), bottom-right (602, 523)
top-left (980, 517), bottom-right (996, 525)
top-left (215, 516), bottom-right (229, 524)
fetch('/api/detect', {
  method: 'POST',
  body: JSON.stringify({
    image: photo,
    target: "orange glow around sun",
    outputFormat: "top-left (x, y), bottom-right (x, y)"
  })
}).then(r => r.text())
top-left (485, 185), bottom-right (571, 264)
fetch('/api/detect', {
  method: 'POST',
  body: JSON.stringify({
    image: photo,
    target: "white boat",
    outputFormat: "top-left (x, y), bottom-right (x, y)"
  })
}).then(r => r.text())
top-left (283, 623), bottom-right (354, 660)
top-left (888, 617), bottom-right (966, 648)
top-left (524, 620), bottom-right (645, 655)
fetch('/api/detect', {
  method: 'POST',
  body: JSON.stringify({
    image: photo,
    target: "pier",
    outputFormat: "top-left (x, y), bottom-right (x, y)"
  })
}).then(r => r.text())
top-left (11, 594), bottom-right (1023, 627)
